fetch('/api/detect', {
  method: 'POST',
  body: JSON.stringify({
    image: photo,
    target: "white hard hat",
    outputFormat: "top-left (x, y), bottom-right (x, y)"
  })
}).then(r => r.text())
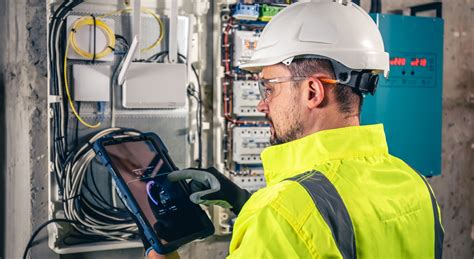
top-left (239, 0), bottom-right (389, 94)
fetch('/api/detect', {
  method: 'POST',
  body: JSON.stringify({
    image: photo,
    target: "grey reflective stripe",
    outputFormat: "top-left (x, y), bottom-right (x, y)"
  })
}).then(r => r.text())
top-left (418, 175), bottom-right (444, 259)
top-left (288, 171), bottom-right (356, 259)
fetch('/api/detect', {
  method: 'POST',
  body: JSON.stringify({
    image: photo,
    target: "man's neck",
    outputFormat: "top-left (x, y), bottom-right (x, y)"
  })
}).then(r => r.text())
top-left (301, 112), bottom-right (360, 139)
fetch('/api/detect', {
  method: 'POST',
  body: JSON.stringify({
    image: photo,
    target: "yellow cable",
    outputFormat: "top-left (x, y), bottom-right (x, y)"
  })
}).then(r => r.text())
top-left (70, 16), bottom-right (116, 59)
top-left (64, 30), bottom-right (101, 129)
top-left (139, 8), bottom-right (165, 51)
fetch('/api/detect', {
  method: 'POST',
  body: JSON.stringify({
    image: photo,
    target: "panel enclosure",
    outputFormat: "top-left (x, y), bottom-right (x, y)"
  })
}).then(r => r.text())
top-left (362, 14), bottom-right (444, 176)
top-left (45, 0), bottom-right (203, 254)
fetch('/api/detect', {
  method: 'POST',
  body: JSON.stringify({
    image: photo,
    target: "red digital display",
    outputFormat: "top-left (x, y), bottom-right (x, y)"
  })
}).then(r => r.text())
top-left (411, 58), bottom-right (427, 67)
top-left (390, 57), bottom-right (406, 66)
top-left (390, 57), bottom-right (428, 67)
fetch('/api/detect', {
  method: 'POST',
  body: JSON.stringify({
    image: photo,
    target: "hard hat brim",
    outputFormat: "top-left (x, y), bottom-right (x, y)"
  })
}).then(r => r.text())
top-left (240, 51), bottom-right (390, 78)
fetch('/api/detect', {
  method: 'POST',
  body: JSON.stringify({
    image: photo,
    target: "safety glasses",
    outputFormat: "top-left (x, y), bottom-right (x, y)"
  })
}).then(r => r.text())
top-left (258, 76), bottom-right (338, 102)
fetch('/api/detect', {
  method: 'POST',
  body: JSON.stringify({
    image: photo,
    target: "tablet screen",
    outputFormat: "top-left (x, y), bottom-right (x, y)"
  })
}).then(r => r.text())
top-left (103, 139), bottom-right (208, 244)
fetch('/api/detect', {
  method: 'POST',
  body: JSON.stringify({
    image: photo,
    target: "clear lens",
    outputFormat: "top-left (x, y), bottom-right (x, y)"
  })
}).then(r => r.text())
top-left (257, 77), bottom-right (307, 102)
top-left (257, 79), bottom-right (267, 102)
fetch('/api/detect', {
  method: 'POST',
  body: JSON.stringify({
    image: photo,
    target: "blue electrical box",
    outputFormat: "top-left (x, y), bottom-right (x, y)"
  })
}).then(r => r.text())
top-left (362, 14), bottom-right (444, 176)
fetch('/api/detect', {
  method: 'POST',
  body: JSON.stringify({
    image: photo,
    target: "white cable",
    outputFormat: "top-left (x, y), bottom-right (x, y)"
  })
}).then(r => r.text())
top-left (62, 128), bottom-right (140, 240)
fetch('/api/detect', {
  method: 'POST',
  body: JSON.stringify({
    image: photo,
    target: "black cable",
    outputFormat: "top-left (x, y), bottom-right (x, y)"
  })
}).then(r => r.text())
top-left (23, 219), bottom-right (78, 259)
top-left (191, 64), bottom-right (203, 168)
top-left (114, 34), bottom-right (129, 47)
top-left (186, 88), bottom-right (201, 168)
top-left (74, 102), bottom-right (81, 148)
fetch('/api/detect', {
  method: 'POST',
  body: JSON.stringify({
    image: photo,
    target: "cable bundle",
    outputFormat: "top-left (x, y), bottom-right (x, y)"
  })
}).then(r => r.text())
top-left (46, 0), bottom-right (155, 245)
top-left (62, 128), bottom-right (141, 241)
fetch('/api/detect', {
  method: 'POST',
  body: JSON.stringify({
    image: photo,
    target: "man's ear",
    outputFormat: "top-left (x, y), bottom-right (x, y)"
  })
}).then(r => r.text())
top-left (306, 78), bottom-right (325, 109)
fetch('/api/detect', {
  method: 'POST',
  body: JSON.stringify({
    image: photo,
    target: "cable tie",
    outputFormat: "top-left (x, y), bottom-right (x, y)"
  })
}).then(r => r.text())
top-left (108, 46), bottom-right (115, 51)
top-left (54, 136), bottom-right (65, 141)
top-left (91, 14), bottom-right (97, 63)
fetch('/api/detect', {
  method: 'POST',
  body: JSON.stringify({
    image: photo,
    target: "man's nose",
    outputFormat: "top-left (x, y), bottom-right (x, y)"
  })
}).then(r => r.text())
top-left (257, 99), bottom-right (268, 114)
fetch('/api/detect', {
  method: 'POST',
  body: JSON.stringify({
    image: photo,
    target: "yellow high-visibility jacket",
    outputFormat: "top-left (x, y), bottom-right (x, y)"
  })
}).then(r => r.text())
top-left (229, 124), bottom-right (443, 258)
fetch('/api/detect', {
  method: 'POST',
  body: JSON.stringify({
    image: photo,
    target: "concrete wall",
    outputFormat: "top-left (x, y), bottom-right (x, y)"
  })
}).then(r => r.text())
top-left (0, 0), bottom-right (54, 258)
top-left (0, 0), bottom-right (472, 258)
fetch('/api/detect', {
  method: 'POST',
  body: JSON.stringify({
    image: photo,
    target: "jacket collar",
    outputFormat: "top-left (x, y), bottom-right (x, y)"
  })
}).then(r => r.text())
top-left (261, 124), bottom-right (389, 186)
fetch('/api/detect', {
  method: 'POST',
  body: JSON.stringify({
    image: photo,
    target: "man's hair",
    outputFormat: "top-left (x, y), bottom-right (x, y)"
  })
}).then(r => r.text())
top-left (286, 58), bottom-right (363, 114)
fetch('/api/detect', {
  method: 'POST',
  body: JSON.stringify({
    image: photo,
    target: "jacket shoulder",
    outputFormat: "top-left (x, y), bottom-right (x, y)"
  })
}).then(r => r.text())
top-left (240, 179), bottom-right (315, 224)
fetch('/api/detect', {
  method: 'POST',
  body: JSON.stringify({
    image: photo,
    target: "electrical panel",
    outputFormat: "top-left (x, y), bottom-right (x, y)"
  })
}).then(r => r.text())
top-left (212, 1), bottom-right (293, 235)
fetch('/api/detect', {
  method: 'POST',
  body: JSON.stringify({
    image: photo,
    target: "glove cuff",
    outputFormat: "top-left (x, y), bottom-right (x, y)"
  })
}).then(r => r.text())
top-left (145, 246), bottom-right (154, 257)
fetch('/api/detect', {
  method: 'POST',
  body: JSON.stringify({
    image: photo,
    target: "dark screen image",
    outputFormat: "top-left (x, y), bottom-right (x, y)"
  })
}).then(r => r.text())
top-left (104, 139), bottom-right (205, 244)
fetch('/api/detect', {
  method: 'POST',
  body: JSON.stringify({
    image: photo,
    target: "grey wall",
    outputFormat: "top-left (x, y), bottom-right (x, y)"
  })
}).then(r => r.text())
top-left (0, 0), bottom-right (472, 258)
top-left (0, 0), bottom-right (54, 258)
top-left (0, 16), bottom-right (6, 259)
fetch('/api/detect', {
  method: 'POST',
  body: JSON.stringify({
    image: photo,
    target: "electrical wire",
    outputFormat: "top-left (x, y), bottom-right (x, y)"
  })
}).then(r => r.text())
top-left (62, 128), bottom-right (140, 240)
top-left (23, 219), bottom-right (79, 259)
top-left (49, 0), bottom-right (85, 196)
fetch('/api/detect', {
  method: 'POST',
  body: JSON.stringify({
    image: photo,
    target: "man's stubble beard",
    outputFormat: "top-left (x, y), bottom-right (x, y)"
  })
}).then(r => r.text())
top-left (270, 95), bottom-right (304, 145)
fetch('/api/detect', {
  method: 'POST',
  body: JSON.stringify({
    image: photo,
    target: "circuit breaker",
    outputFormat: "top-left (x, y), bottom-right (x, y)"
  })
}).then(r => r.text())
top-left (232, 80), bottom-right (263, 117)
top-left (232, 126), bottom-right (270, 164)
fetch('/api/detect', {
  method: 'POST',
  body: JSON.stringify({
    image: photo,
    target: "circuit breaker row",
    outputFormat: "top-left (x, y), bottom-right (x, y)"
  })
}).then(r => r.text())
top-left (220, 2), bottom-right (291, 195)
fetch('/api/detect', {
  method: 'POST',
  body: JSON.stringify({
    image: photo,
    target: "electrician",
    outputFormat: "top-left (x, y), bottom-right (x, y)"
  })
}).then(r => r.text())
top-left (147, 1), bottom-right (444, 258)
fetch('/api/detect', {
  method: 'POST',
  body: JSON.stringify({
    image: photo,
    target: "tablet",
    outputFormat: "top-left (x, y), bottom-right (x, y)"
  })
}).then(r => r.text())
top-left (93, 132), bottom-right (214, 254)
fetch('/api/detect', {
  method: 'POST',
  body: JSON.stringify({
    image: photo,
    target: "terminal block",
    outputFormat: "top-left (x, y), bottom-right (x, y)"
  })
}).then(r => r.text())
top-left (259, 4), bottom-right (284, 22)
top-left (232, 3), bottom-right (260, 21)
